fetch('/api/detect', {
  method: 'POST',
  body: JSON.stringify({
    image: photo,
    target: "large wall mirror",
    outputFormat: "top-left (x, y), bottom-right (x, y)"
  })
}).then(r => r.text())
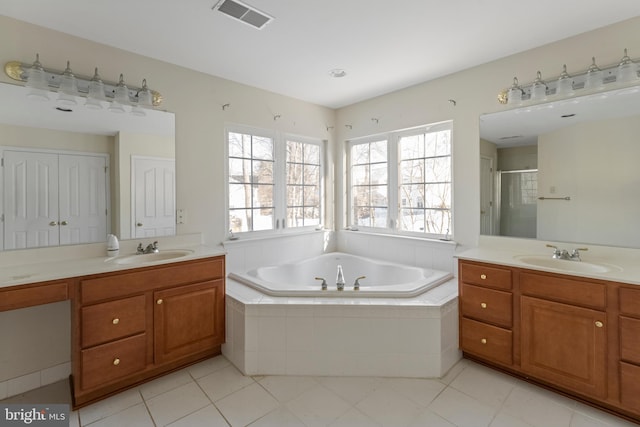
top-left (479, 86), bottom-right (640, 249)
top-left (0, 82), bottom-right (176, 251)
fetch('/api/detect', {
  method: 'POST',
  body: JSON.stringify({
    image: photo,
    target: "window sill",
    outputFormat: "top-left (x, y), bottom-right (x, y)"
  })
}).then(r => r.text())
top-left (341, 229), bottom-right (458, 246)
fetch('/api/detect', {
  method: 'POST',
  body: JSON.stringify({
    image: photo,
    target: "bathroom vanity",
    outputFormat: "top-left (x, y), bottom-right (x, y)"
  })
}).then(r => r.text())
top-left (458, 254), bottom-right (640, 422)
top-left (0, 246), bottom-right (225, 408)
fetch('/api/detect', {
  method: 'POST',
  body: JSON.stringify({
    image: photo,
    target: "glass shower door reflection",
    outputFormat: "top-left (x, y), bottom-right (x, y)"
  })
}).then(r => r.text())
top-left (498, 170), bottom-right (537, 238)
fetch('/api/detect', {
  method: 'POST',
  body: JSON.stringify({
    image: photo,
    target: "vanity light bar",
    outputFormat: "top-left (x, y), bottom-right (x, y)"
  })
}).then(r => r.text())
top-left (498, 50), bottom-right (639, 105)
top-left (4, 60), bottom-right (163, 107)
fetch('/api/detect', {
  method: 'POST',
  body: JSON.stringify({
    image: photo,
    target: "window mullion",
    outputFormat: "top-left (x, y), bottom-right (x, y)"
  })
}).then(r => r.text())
top-left (274, 133), bottom-right (287, 231)
top-left (388, 134), bottom-right (399, 231)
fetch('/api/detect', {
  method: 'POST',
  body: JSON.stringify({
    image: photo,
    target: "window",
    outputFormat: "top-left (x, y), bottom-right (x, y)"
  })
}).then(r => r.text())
top-left (227, 125), bottom-right (323, 235)
top-left (286, 138), bottom-right (322, 228)
top-left (350, 139), bottom-right (388, 228)
top-left (348, 121), bottom-right (453, 239)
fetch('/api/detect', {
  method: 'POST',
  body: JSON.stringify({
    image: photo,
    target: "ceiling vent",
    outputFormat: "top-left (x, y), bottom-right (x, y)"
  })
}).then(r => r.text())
top-left (213, 0), bottom-right (273, 29)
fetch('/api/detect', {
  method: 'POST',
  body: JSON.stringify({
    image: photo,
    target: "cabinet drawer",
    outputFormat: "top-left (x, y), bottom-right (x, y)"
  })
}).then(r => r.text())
top-left (81, 257), bottom-right (225, 304)
top-left (461, 317), bottom-right (512, 366)
top-left (620, 316), bottom-right (640, 365)
top-left (460, 262), bottom-right (512, 290)
top-left (82, 295), bottom-right (146, 348)
top-left (620, 287), bottom-right (640, 317)
top-left (81, 334), bottom-right (146, 390)
top-left (520, 272), bottom-right (606, 310)
top-left (620, 362), bottom-right (640, 414)
top-left (461, 283), bottom-right (512, 328)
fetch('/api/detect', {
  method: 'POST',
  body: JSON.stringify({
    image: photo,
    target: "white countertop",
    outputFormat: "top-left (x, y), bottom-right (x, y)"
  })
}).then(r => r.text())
top-left (456, 237), bottom-right (640, 286)
top-left (0, 234), bottom-right (225, 289)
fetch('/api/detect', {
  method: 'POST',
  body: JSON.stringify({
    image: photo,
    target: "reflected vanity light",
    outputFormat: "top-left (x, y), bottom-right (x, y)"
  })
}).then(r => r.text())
top-left (499, 48), bottom-right (639, 106)
top-left (5, 54), bottom-right (163, 115)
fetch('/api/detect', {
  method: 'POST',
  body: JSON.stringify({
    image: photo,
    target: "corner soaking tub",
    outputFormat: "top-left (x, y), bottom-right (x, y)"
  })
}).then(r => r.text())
top-left (228, 252), bottom-right (452, 297)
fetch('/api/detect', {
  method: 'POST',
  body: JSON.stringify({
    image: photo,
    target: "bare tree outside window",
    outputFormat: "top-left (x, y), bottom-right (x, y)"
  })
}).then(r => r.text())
top-left (286, 140), bottom-right (321, 227)
top-left (399, 128), bottom-right (452, 236)
top-left (228, 131), bottom-right (275, 232)
top-left (350, 140), bottom-right (388, 227)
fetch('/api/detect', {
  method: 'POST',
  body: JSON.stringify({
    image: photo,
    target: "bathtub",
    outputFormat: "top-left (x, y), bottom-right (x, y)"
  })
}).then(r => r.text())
top-left (227, 252), bottom-right (452, 297)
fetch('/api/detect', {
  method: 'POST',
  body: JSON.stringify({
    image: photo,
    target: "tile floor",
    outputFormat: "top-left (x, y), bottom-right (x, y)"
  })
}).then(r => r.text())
top-left (3, 356), bottom-right (638, 427)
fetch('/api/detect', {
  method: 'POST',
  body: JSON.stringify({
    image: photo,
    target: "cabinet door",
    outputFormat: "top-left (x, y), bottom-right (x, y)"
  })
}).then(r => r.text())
top-left (521, 296), bottom-right (607, 398)
top-left (154, 279), bottom-right (224, 364)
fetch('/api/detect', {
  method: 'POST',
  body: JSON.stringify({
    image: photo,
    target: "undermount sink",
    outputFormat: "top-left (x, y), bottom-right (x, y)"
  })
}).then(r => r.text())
top-left (108, 249), bottom-right (194, 265)
top-left (514, 255), bottom-right (621, 274)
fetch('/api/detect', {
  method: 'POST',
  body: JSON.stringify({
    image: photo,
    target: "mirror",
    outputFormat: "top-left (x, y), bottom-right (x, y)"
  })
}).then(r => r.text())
top-left (0, 82), bottom-right (176, 251)
top-left (479, 86), bottom-right (640, 249)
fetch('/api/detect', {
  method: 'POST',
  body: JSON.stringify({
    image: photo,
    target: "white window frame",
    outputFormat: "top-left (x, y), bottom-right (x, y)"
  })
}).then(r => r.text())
top-left (225, 124), bottom-right (324, 238)
top-left (347, 121), bottom-right (453, 240)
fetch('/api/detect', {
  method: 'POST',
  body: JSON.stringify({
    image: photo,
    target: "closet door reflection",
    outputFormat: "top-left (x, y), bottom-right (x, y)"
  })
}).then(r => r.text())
top-left (498, 170), bottom-right (537, 238)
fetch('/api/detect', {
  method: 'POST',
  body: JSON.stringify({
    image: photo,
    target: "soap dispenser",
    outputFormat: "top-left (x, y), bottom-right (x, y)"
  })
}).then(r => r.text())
top-left (106, 234), bottom-right (119, 257)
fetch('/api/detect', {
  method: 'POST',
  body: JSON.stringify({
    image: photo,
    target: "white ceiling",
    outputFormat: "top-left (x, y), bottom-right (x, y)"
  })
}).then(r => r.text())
top-left (2, 0), bottom-right (640, 108)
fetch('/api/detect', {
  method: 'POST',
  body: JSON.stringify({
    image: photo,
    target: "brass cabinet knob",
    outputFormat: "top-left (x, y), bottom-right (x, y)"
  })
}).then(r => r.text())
top-left (60, 220), bottom-right (68, 226)
top-left (480, 274), bottom-right (487, 280)
top-left (156, 299), bottom-right (163, 305)
top-left (112, 318), bottom-right (120, 325)
top-left (113, 358), bottom-right (120, 366)
top-left (480, 302), bottom-right (487, 309)
top-left (481, 338), bottom-right (487, 344)
top-left (137, 223), bottom-right (143, 227)
top-left (595, 321), bottom-right (604, 328)
top-left (49, 221), bottom-right (58, 226)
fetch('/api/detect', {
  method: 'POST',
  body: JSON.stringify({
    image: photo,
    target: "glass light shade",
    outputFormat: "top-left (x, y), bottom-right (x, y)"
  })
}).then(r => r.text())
top-left (556, 64), bottom-right (574, 97)
top-left (109, 74), bottom-right (130, 113)
top-left (507, 77), bottom-right (522, 105)
top-left (584, 57), bottom-right (603, 90)
top-left (530, 71), bottom-right (547, 101)
top-left (86, 68), bottom-right (106, 110)
top-left (617, 49), bottom-right (638, 84)
top-left (25, 54), bottom-right (50, 101)
top-left (57, 61), bottom-right (79, 106)
top-left (137, 79), bottom-right (153, 107)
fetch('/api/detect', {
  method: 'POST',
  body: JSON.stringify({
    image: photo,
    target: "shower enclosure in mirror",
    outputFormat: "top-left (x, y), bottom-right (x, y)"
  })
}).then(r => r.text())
top-left (0, 82), bottom-right (176, 251)
top-left (479, 86), bottom-right (640, 248)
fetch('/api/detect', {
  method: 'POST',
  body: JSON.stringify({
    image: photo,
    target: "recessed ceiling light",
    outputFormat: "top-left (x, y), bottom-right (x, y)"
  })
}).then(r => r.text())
top-left (329, 69), bottom-right (347, 78)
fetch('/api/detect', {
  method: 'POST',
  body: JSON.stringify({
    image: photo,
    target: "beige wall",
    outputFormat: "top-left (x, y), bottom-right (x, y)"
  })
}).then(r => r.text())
top-left (538, 115), bottom-right (640, 247)
top-left (0, 14), bottom-right (639, 383)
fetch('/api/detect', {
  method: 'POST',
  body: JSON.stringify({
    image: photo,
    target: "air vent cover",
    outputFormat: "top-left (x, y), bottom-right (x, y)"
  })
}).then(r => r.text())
top-left (213, 0), bottom-right (273, 29)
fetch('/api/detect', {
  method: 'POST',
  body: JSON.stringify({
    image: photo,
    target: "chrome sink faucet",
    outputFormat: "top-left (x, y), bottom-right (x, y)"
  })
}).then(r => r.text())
top-left (137, 241), bottom-right (159, 254)
top-left (546, 244), bottom-right (588, 261)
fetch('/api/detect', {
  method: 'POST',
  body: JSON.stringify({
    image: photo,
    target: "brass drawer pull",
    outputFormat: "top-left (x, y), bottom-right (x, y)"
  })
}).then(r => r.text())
top-left (480, 274), bottom-right (487, 280)
top-left (481, 338), bottom-right (487, 344)
top-left (112, 318), bottom-right (120, 325)
top-left (595, 321), bottom-right (604, 328)
top-left (156, 299), bottom-right (163, 305)
top-left (480, 302), bottom-right (487, 309)
top-left (113, 358), bottom-right (120, 366)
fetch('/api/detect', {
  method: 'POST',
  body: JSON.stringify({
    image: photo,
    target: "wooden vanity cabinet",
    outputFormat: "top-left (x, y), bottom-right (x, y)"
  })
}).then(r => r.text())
top-left (72, 256), bottom-right (225, 407)
top-left (459, 261), bottom-right (514, 367)
top-left (618, 287), bottom-right (640, 416)
top-left (458, 259), bottom-right (640, 423)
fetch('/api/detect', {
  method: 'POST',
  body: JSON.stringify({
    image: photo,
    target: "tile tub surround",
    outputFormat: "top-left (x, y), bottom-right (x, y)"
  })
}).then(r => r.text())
top-left (223, 278), bottom-right (460, 378)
